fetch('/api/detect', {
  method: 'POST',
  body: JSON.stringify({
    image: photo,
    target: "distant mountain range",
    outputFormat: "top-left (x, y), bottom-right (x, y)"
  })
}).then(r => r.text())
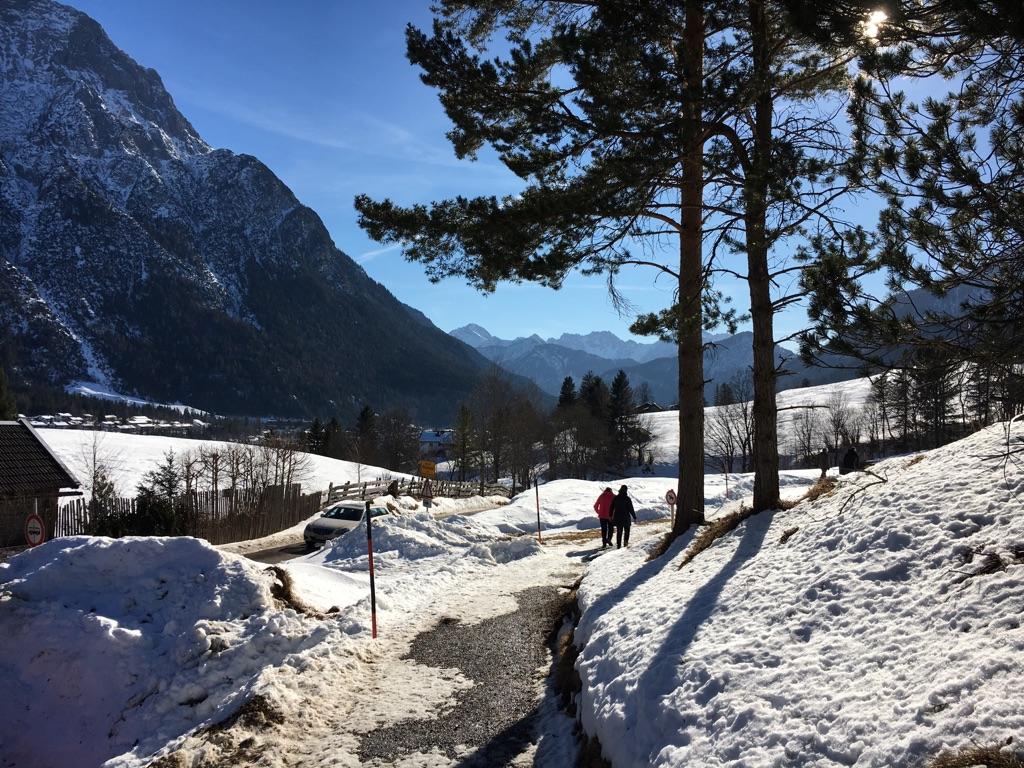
top-left (451, 324), bottom-right (862, 404)
top-left (0, 0), bottom-right (498, 422)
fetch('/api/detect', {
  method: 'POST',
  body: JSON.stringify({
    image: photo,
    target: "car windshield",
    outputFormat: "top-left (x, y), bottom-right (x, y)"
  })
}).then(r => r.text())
top-left (322, 507), bottom-right (364, 522)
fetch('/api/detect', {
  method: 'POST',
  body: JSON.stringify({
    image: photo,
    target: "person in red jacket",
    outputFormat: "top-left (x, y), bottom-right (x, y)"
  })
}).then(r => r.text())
top-left (594, 487), bottom-right (614, 548)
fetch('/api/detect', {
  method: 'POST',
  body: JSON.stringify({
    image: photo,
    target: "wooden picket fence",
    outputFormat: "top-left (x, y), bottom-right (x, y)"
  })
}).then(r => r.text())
top-left (325, 476), bottom-right (511, 506)
top-left (55, 486), bottom-right (322, 546)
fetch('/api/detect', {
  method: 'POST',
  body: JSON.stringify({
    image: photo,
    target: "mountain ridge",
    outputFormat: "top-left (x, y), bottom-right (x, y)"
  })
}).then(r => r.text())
top-left (0, 0), bottom-right (494, 421)
top-left (452, 324), bottom-right (863, 402)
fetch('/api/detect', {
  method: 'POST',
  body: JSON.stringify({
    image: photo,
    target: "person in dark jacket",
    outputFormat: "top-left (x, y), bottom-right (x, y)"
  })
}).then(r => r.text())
top-left (840, 446), bottom-right (860, 475)
top-left (611, 485), bottom-right (637, 548)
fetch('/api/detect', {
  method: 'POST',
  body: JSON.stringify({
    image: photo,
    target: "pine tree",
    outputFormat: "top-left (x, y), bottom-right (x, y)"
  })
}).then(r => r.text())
top-left (306, 418), bottom-right (325, 455)
top-left (453, 403), bottom-right (474, 482)
top-left (324, 417), bottom-right (347, 459)
top-left (0, 367), bottom-right (14, 420)
top-left (799, 2), bottom-right (1024, 384)
top-left (352, 406), bottom-right (378, 467)
top-left (354, 1), bottom-right (729, 531)
top-left (139, 450), bottom-right (181, 500)
top-left (578, 372), bottom-right (610, 424)
top-left (557, 377), bottom-right (577, 410)
top-left (608, 370), bottom-right (635, 470)
top-left (714, 382), bottom-right (736, 407)
top-left (909, 351), bottom-right (957, 449)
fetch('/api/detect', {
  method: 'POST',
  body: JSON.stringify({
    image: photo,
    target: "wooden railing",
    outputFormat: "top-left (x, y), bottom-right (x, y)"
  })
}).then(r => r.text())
top-left (325, 476), bottom-right (511, 506)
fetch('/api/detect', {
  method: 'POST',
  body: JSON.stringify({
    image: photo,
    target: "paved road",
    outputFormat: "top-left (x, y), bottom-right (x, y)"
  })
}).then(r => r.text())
top-left (244, 541), bottom-right (310, 564)
top-left (357, 585), bottom-right (571, 767)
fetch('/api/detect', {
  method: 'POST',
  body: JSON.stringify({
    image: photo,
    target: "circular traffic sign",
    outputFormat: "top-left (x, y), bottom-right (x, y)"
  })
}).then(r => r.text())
top-left (24, 512), bottom-right (46, 547)
top-left (665, 489), bottom-right (677, 506)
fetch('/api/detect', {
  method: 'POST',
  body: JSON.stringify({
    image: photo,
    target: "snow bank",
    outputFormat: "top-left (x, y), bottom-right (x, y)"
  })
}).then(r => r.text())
top-left (573, 422), bottom-right (1024, 766)
top-left (0, 537), bottom-right (327, 768)
top-left (475, 472), bottom-right (818, 536)
top-left (285, 514), bottom-right (541, 614)
top-left (0, 509), bottom-right (545, 766)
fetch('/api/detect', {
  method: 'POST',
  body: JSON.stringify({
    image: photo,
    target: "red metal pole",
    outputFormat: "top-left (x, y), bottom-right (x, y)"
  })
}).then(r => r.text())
top-left (365, 501), bottom-right (378, 639)
top-left (534, 476), bottom-right (543, 543)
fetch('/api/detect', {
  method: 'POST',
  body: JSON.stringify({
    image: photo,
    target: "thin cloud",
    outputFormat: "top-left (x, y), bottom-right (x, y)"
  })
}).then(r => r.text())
top-left (173, 83), bottom-right (511, 174)
top-left (356, 243), bottom-right (401, 264)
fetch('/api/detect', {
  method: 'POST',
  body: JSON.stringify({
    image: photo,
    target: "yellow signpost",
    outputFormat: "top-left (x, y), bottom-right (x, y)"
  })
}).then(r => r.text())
top-left (418, 459), bottom-right (436, 479)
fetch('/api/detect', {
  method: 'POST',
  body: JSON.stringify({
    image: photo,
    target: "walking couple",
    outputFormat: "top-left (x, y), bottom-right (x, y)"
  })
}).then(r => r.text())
top-left (593, 485), bottom-right (637, 549)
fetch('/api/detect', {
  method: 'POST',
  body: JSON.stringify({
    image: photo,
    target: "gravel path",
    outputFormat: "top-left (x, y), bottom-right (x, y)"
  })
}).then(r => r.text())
top-left (357, 585), bottom-right (572, 767)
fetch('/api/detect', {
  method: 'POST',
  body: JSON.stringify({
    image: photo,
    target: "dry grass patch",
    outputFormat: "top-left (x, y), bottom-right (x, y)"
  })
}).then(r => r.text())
top-left (929, 744), bottom-right (1024, 768)
top-left (212, 694), bottom-right (286, 732)
top-left (547, 528), bottom-right (603, 544)
top-left (677, 505), bottom-right (757, 570)
top-left (646, 531), bottom-right (678, 561)
top-left (906, 454), bottom-right (927, 468)
top-left (803, 476), bottom-right (838, 504)
top-left (553, 622), bottom-right (583, 715)
top-left (266, 565), bottom-right (326, 617)
top-left (779, 526), bottom-right (799, 544)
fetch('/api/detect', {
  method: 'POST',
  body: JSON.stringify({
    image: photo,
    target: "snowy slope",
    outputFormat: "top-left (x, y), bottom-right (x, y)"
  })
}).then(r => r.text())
top-left (37, 428), bottom-right (408, 497)
top-left (572, 420), bottom-right (1024, 766)
top-left (643, 376), bottom-right (874, 475)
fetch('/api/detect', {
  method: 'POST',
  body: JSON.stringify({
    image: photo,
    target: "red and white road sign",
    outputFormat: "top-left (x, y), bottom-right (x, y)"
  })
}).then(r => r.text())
top-left (24, 512), bottom-right (45, 547)
top-left (665, 489), bottom-right (677, 506)
top-left (422, 479), bottom-right (434, 499)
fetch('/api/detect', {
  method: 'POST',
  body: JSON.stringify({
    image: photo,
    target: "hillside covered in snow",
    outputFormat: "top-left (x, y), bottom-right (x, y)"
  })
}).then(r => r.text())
top-left (37, 428), bottom-right (407, 499)
top-left (572, 420), bottom-right (1024, 766)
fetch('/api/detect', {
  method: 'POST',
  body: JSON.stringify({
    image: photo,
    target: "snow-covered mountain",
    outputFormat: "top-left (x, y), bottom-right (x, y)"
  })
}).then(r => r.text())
top-left (0, 0), bottom-right (491, 421)
top-left (451, 324), bottom-right (703, 361)
top-left (450, 323), bottom-right (509, 349)
top-left (479, 339), bottom-right (637, 396)
top-left (453, 325), bottom-right (861, 401)
top-left (548, 330), bottom-right (676, 362)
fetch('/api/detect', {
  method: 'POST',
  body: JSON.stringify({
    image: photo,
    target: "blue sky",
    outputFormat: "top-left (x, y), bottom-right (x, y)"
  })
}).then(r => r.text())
top-left (65, 0), bottom-right (876, 344)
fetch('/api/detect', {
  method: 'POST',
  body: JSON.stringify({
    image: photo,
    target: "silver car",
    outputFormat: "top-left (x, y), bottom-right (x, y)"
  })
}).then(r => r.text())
top-left (303, 502), bottom-right (390, 549)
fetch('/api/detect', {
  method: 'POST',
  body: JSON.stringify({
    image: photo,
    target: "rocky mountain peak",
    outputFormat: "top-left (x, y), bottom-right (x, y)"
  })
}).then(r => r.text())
top-left (0, 0), bottom-right (493, 421)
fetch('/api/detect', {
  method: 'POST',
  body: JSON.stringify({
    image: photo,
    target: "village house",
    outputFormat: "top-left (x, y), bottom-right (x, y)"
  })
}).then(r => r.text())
top-left (419, 429), bottom-right (455, 462)
top-left (0, 418), bottom-right (81, 547)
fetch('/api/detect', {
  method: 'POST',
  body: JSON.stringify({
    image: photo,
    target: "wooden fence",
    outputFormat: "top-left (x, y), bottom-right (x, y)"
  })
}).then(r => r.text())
top-left (54, 486), bottom-right (322, 546)
top-left (325, 476), bottom-right (511, 506)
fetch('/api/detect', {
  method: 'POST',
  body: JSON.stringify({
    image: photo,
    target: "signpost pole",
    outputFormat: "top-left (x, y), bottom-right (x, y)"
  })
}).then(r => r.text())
top-left (365, 500), bottom-right (378, 639)
top-left (665, 489), bottom-right (677, 530)
top-left (423, 478), bottom-right (433, 514)
top-left (24, 499), bottom-right (46, 548)
top-left (534, 476), bottom-right (543, 544)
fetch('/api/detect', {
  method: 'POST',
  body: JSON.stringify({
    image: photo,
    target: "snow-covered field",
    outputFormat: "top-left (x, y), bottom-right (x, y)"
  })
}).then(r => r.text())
top-left (572, 420), bottom-right (1024, 766)
top-left (37, 428), bottom-right (408, 497)
top-left (643, 376), bottom-right (874, 476)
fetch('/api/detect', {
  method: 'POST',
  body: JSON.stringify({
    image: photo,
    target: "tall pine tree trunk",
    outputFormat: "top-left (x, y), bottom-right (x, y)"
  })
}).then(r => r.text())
top-left (675, 0), bottom-right (706, 532)
top-left (747, 0), bottom-right (780, 512)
